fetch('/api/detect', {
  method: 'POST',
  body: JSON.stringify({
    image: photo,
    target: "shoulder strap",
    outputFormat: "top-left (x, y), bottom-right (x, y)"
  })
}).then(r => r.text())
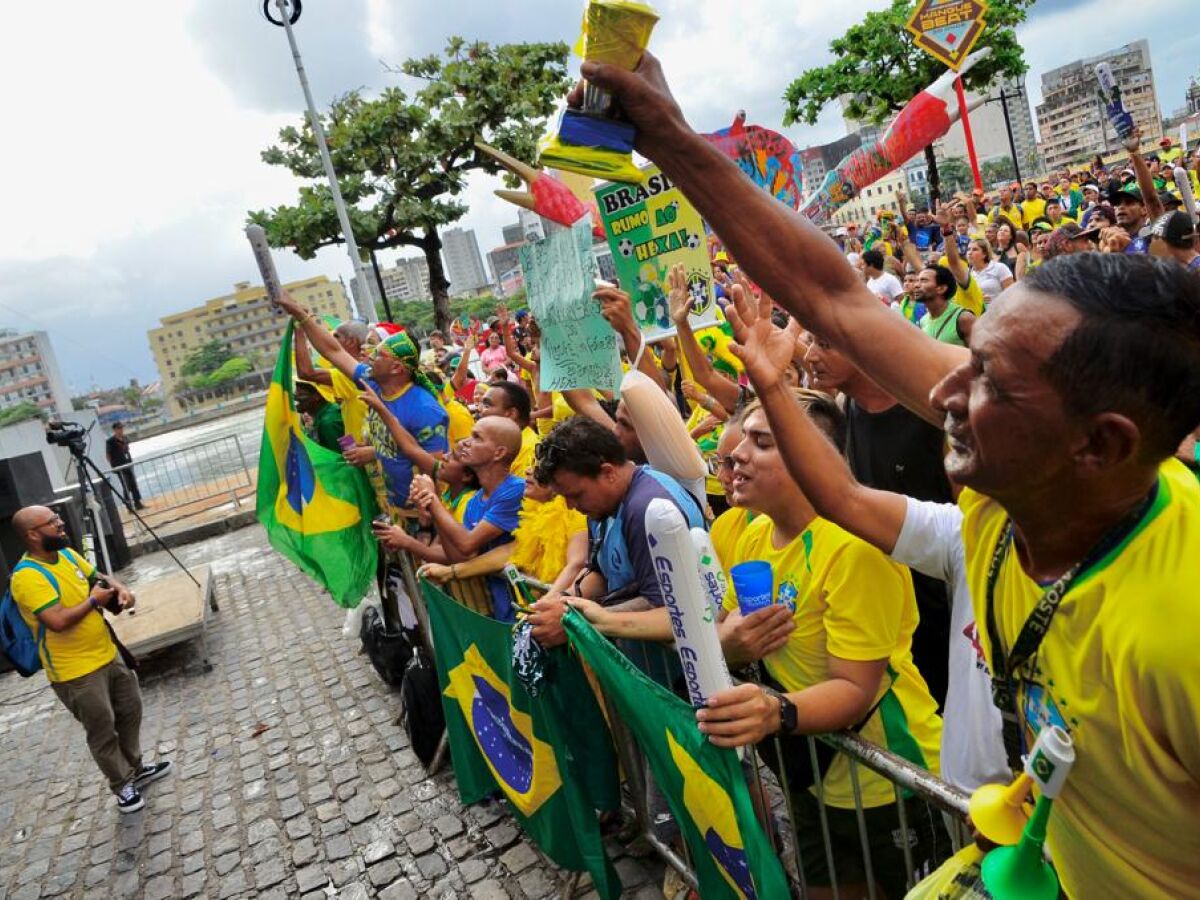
top-left (13, 559), bottom-right (60, 595)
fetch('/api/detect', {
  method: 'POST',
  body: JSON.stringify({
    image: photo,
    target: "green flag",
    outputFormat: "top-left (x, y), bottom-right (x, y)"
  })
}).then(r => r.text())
top-left (563, 609), bottom-right (791, 900)
top-left (255, 321), bottom-right (377, 607)
top-left (422, 581), bottom-right (621, 899)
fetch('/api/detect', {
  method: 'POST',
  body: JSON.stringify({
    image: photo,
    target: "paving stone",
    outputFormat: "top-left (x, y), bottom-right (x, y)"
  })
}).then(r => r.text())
top-left (368, 857), bottom-right (402, 887)
top-left (363, 837), bottom-right (396, 865)
top-left (292, 837), bottom-right (320, 867)
top-left (485, 822), bottom-right (519, 850)
top-left (433, 813), bottom-right (465, 839)
top-left (295, 863), bottom-right (329, 893)
top-left (329, 857), bottom-right (362, 887)
top-left (211, 833), bottom-right (240, 857)
top-left (378, 878), bottom-right (420, 900)
top-left (324, 833), bottom-right (353, 861)
top-left (343, 793), bottom-right (378, 825)
top-left (255, 857), bottom-right (289, 890)
top-left (143, 874), bottom-right (176, 900)
top-left (405, 827), bottom-right (436, 855)
top-left (213, 851), bottom-right (241, 876)
top-left (279, 795), bottom-right (305, 820)
top-left (217, 869), bottom-right (248, 900)
top-left (145, 850), bottom-right (173, 877)
top-left (416, 852), bottom-right (449, 881)
top-left (470, 879), bottom-right (512, 900)
top-left (339, 882), bottom-right (371, 900)
top-left (180, 870), bottom-right (207, 898)
top-left (518, 867), bottom-right (559, 899)
top-left (500, 842), bottom-right (539, 874)
top-left (286, 815), bottom-right (314, 840)
top-left (247, 816), bottom-right (281, 844)
top-left (459, 858), bottom-right (491, 884)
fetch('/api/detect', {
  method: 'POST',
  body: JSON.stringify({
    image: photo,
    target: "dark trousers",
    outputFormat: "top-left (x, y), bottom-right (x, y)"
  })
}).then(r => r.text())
top-left (116, 467), bottom-right (142, 505)
top-left (50, 657), bottom-right (143, 793)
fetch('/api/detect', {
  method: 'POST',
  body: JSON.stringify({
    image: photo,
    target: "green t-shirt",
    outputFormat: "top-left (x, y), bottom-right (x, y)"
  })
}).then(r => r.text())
top-left (920, 303), bottom-right (968, 347)
top-left (309, 403), bottom-right (345, 452)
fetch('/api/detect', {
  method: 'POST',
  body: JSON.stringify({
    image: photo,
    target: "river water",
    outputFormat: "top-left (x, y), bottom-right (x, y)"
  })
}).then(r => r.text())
top-left (126, 408), bottom-right (265, 497)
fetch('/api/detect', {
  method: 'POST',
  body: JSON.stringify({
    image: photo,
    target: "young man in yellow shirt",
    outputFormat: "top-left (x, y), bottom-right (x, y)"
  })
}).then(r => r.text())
top-left (9, 507), bottom-right (171, 813)
top-left (712, 395), bottom-right (945, 897)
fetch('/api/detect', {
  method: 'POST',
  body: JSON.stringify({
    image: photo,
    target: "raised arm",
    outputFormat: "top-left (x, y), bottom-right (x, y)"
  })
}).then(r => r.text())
top-left (358, 386), bottom-right (437, 476)
top-left (1127, 128), bottom-right (1165, 220)
top-left (497, 305), bottom-right (537, 374)
top-left (595, 285), bottom-right (668, 392)
top-left (272, 290), bottom-right (360, 379)
top-left (667, 264), bottom-right (741, 412)
top-left (450, 326), bottom-right (478, 393)
top-left (293, 327), bottom-right (333, 386)
top-left (725, 285), bottom-right (907, 552)
top-left (578, 56), bottom-right (965, 423)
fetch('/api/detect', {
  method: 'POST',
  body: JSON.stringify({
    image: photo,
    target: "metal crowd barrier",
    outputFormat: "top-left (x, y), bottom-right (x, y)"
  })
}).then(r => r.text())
top-left (101, 434), bottom-right (255, 529)
top-left (388, 548), bottom-right (972, 899)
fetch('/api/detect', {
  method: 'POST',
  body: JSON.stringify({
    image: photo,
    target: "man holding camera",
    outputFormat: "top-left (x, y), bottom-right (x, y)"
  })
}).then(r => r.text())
top-left (9, 505), bottom-right (170, 813)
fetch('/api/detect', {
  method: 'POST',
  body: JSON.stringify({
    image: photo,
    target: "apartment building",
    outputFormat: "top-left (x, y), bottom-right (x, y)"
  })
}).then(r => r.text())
top-left (149, 276), bottom-right (350, 416)
top-left (1036, 40), bottom-right (1163, 173)
top-left (0, 329), bottom-right (72, 417)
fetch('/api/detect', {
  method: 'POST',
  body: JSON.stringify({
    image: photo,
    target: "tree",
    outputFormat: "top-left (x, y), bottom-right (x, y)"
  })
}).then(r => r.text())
top-left (0, 402), bottom-right (46, 427)
top-left (937, 156), bottom-right (974, 195)
top-left (181, 340), bottom-right (234, 378)
top-left (187, 356), bottom-right (252, 390)
top-left (250, 38), bottom-right (570, 333)
top-left (783, 0), bottom-right (1033, 205)
top-left (981, 156), bottom-right (1017, 187)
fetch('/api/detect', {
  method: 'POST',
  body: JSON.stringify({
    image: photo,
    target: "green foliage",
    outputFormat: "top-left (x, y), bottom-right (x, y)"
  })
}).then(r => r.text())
top-left (186, 357), bottom-right (253, 390)
top-left (937, 157), bottom-right (974, 194)
top-left (784, 0), bottom-right (1033, 200)
top-left (249, 38), bottom-right (571, 331)
top-left (981, 156), bottom-right (1017, 187)
top-left (181, 340), bottom-right (234, 378)
top-left (0, 401), bottom-right (46, 427)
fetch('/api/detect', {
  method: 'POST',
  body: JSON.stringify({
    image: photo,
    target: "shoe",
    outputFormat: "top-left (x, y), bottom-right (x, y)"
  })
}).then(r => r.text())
top-left (133, 760), bottom-right (172, 787)
top-left (116, 783), bottom-right (144, 814)
top-left (135, 503), bottom-right (147, 510)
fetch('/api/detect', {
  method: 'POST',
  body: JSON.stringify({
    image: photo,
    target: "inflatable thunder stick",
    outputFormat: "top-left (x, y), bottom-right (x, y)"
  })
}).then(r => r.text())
top-left (245, 224), bottom-right (284, 306)
top-left (1095, 62), bottom-right (1135, 142)
top-left (690, 527), bottom-right (727, 619)
top-left (1175, 166), bottom-right (1198, 221)
top-left (799, 48), bottom-right (992, 225)
top-left (645, 498), bottom-right (733, 708)
top-left (474, 141), bottom-right (605, 240)
top-left (620, 368), bottom-right (707, 501)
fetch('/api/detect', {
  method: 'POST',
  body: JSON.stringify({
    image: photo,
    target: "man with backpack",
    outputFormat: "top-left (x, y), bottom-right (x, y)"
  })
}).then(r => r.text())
top-left (3, 506), bottom-right (170, 813)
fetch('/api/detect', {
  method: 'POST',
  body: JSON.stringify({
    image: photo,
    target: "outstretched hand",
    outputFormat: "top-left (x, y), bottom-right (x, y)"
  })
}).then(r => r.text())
top-left (595, 285), bottom-right (636, 336)
top-left (357, 382), bottom-right (385, 414)
top-left (666, 263), bottom-right (693, 325)
top-left (725, 283), bottom-right (802, 393)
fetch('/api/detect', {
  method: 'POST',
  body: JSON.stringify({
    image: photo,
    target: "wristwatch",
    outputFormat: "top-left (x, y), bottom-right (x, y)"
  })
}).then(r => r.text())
top-left (762, 686), bottom-right (798, 735)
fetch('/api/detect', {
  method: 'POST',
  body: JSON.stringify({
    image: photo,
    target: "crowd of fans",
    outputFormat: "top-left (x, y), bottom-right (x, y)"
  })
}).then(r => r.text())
top-left (267, 68), bottom-right (1200, 897)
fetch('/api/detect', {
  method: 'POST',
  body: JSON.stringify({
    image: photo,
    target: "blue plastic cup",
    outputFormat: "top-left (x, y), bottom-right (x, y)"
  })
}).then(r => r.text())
top-left (730, 560), bottom-right (773, 616)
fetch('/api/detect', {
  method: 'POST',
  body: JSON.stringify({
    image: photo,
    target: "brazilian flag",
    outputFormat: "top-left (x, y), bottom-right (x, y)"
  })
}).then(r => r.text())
top-left (422, 582), bottom-right (621, 900)
top-left (564, 609), bottom-right (790, 900)
top-left (256, 321), bottom-right (377, 607)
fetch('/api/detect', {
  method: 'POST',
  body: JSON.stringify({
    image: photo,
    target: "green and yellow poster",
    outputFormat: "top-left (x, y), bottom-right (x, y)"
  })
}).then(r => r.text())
top-left (594, 166), bottom-right (717, 342)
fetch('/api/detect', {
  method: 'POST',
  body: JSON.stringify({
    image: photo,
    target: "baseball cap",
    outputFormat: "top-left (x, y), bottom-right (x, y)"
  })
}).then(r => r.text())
top-left (1115, 184), bottom-right (1143, 202)
top-left (1149, 211), bottom-right (1197, 247)
top-left (1159, 190), bottom-right (1183, 209)
top-left (834, 227), bottom-right (848, 237)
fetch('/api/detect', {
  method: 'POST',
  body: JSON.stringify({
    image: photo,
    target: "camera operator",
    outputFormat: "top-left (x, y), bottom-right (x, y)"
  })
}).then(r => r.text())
top-left (104, 422), bottom-right (145, 510)
top-left (9, 505), bottom-right (171, 813)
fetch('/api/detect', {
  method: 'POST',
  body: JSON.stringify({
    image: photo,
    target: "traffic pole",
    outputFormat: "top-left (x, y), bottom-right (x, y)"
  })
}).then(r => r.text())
top-left (955, 76), bottom-right (984, 191)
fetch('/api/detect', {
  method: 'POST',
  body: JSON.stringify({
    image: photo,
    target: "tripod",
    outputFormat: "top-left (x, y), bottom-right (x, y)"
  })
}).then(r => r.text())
top-left (66, 440), bottom-right (199, 588)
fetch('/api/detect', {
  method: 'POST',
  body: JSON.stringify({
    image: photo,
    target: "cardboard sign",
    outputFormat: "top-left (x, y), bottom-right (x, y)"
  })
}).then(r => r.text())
top-left (594, 166), bottom-right (717, 342)
top-left (519, 218), bottom-right (623, 393)
top-left (905, 0), bottom-right (988, 71)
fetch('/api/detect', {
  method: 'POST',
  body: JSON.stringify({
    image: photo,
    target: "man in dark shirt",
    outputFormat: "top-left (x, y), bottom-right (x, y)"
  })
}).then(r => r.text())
top-left (805, 335), bottom-right (953, 707)
top-left (104, 423), bottom-right (144, 510)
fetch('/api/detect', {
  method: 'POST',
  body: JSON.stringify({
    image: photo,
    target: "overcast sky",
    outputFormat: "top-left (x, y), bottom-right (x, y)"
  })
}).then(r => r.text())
top-left (2, 0), bottom-right (1196, 393)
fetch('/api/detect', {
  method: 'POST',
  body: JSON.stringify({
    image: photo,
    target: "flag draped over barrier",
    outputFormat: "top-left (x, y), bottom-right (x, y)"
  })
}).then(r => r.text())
top-left (422, 582), bottom-right (622, 900)
top-left (564, 609), bottom-right (791, 900)
top-left (255, 321), bottom-right (378, 606)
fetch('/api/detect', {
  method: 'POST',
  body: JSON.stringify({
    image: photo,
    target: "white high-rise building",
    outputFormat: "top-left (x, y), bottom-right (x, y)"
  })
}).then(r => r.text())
top-left (441, 227), bottom-right (490, 296)
top-left (0, 328), bottom-right (72, 416)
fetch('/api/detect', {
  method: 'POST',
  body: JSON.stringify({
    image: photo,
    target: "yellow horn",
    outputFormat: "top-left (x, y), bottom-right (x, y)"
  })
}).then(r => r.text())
top-left (493, 189), bottom-right (537, 212)
top-left (969, 772), bottom-right (1034, 846)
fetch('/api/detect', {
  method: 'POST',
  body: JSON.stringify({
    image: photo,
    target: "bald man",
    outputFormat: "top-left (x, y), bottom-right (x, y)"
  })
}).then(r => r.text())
top-left (8, 506), bottom-right (171, 813)
top-left (381, 416), bottom-right (527, 621)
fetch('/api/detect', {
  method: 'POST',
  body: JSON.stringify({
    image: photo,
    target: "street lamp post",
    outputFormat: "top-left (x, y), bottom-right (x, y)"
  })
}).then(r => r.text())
top-left (984, 83), bottom-right (1026, 186)
top-left (263, 0), bottom-right (375, 321)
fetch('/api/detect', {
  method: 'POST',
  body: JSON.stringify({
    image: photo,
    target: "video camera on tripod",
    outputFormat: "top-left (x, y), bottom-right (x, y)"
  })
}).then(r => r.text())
top-left (45, 420), bottom-right (88, 454)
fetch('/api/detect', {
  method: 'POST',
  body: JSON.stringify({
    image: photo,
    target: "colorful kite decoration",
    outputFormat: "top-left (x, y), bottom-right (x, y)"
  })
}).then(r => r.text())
top-left (702, 112), bottom-right (805, 209)
top-left (799, 47), bottom-right (992, 224)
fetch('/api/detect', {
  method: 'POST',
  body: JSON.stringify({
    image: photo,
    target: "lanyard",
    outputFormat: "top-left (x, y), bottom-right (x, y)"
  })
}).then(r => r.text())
top-left (984, 483), bottom-right (1158, 772)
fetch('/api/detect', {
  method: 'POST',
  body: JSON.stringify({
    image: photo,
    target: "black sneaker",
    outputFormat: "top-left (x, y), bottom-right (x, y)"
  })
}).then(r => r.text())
top-left (116, 783), bottom-right (144, 814)
top-left (133, 760), bottom-right (172, 787)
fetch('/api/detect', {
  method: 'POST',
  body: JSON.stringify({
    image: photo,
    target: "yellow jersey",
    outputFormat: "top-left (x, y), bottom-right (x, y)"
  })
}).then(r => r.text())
top-left (710, 506), bottom-right (755, 572)
top-left (329, 368), bottom-right (368, 443)
top-left (725, 515), bottom-right (942, 808)
top-left (960, 460), bottom-right (1200, 899)
top-left (11, 548), bottom-right (115, 683)
top-left (1020, 197), bottom-right (1047, 229)
top-left (511, 427), bottom-right (539, 478)
top-left (445, 397), bottom-right (474, 448)
top-left (937, 255), bottom-right (985, 316)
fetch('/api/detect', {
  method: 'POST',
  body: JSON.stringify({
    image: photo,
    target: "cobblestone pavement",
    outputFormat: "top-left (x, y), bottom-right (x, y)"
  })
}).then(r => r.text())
top-left (0, 525), bottom-right (666, 899)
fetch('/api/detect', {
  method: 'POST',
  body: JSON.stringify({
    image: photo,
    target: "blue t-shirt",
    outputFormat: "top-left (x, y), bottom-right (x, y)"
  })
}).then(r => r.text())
top-left (462, 474), bottom-right (525, 622)
top-left (353, 363), bottom-right (449, 507)
top-left (1124, 234), bottom-right (1150, 255)
top-left (910, 223), bottom-right (943, 252)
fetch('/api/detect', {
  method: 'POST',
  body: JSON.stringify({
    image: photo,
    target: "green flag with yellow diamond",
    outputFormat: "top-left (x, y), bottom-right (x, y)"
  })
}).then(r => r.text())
top-left (564, 608), bottom-right (791, 900)
top-left (256, 321), bottom-right (377, 606)
top-left (422, 581), bottom-right (621, 899)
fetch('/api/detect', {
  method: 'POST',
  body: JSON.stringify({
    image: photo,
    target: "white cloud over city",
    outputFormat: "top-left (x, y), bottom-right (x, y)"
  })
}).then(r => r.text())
top-left (0, 0), bottom-right (1195, 391)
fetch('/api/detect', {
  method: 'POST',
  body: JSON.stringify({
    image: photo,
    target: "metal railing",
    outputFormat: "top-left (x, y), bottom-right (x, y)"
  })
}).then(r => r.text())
top-left (386, 548), bottom-right (973, 898)
top-left (100, 434), bottom-right (255, 529)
